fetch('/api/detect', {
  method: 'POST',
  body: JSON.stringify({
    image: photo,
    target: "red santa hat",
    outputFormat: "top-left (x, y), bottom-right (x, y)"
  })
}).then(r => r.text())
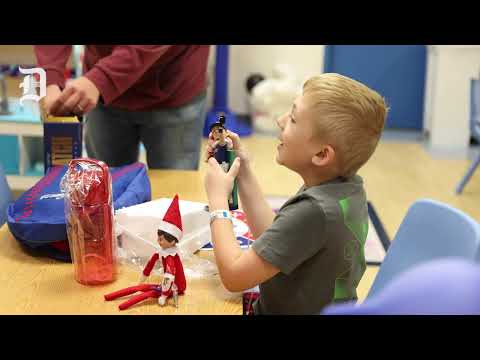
top-left (158, 194), bottom-right (183, 241)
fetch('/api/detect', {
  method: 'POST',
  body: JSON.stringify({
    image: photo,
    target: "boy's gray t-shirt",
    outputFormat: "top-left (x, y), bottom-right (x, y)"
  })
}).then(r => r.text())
top-left (252, 175), bottom-right (368, 315)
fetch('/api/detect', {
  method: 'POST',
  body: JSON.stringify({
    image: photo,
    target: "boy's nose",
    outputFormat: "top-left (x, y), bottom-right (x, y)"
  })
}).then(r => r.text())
top-left (276, 114), bottom-right (285, 129)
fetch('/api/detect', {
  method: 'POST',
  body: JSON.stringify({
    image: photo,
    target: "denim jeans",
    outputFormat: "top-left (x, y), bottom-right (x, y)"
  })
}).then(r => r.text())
top-left (85, 92), bottom-right (207, 170)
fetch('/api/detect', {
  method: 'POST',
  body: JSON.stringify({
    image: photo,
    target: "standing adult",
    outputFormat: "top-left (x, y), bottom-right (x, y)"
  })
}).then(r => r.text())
top-left (34, 45), bottom-right (211, 169)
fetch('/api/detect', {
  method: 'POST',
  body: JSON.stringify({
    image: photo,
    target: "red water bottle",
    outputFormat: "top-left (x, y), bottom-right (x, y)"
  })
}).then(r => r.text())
top-left (62, 158), bottom-right (116, 285)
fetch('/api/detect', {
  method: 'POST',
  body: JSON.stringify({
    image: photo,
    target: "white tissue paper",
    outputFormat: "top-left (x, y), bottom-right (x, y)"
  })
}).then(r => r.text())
top-left (114, 198), bottom-right (217, 279)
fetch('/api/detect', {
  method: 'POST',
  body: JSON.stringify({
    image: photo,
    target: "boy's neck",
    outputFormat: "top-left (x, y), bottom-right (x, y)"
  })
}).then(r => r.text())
top-left (300, 168), bottom-right (343, 188)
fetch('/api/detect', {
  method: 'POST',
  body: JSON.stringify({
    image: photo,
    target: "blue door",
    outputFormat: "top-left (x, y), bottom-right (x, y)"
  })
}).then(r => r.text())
top-left (324, 45), bottom-right (426, 130)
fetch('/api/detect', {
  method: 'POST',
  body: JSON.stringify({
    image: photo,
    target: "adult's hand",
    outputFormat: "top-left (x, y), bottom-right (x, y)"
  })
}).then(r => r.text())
top-left (42, 84), bottom-right (62, 116)
top-left (49, 76), bottom-right (100, 116)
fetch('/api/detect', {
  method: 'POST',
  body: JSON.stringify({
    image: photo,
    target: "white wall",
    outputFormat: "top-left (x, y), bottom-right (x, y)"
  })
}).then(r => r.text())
top-left (206, 45), bottom-right (326, 114)
top-left (0, 45), bottom-right (74, 67)
top-left (0, 45), bottom-right (36, 64)
top-left (424, 46), bottom-right (480, 158)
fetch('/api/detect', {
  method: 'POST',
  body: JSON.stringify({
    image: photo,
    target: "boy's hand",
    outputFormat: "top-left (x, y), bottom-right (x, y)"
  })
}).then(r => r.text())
top-left (226, 130), bottom-right (251, 179)
top-left (205, 133), bottom-right (219, 160)
top-left (205, 130), bottom-right (251, 179)
top-left (226, 131), bottom-right (249, 161)
top-left (205, 157), bottom-right (241, 205)
top-left (205, 130), bottom-right (249, 161)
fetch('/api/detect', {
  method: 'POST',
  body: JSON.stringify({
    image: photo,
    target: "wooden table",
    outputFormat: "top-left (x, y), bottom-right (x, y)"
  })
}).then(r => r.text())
top-left (0, 168), bottom-right (378, 314)
top-left (0, 170), bottom-right (242, 315)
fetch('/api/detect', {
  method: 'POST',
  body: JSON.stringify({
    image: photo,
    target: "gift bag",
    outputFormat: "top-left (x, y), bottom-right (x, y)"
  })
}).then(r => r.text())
top-left (7, 162), bottom-right (151, 261)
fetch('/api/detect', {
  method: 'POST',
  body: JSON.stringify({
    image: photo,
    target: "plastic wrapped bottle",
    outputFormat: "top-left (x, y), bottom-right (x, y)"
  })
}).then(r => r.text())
top-left (61, 158), bottom-right (116, 285)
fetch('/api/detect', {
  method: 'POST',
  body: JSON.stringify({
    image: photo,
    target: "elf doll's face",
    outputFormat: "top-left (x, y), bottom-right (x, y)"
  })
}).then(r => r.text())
top-left (157, 231), bottom-right (177, 249)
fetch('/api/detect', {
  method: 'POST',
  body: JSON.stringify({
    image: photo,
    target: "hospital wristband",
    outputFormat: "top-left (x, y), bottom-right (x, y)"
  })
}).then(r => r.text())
top-left (210, 209), bottom-right (233, 225)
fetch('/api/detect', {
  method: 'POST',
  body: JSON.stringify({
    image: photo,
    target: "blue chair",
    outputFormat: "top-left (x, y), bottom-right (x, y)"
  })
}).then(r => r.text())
top-left (367, 199), bottom-right (480, 300)
top-left (321, 259), bottom-right (480, 315)
top-left (456, 79), bottom-right (480, 194)
top-left (0, 163), bottom-right (12, 226)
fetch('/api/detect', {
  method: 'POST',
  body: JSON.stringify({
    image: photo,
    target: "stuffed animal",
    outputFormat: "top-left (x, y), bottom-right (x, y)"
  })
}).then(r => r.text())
top-left (247, 64), bottom-right (302, 134)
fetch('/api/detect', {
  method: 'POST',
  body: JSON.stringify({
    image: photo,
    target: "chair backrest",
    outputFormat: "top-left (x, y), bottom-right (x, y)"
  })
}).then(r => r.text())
top-left (367, 199), bottom-right (480, 299)
top-left (322, 258), bottom-right (480, 315)
top-left (471, 79), bottom-right (480, 141)
top-left (0, 163), bottom-right (12, 226)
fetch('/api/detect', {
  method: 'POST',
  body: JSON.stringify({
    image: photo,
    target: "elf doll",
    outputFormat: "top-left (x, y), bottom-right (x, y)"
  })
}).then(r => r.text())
top-left (104, 195), bottom-right (186, 310)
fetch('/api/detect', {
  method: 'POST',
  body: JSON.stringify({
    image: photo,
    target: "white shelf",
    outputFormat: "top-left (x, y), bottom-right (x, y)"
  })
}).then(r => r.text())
top-left (0, 98), bottom-right (43, 190)
top-left (6, 175), bottom-right (41, 190)
top-left (0, 121), bottom-right (42, 137)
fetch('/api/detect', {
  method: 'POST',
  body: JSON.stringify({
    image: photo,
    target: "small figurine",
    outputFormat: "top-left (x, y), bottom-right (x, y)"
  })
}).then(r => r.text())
top-left (207, 114), bottom-right (238, 210)
top-left (209, 114), bottom-right (234, 172)
top-left (104, 195), bottom-right (186, 310)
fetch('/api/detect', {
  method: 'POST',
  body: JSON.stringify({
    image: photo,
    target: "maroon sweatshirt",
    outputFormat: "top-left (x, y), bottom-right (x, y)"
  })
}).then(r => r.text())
top-left (34, 45), bottom-right (211, 111)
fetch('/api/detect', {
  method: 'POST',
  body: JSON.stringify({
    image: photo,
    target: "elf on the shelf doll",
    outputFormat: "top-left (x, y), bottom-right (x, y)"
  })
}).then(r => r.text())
top-left (139, 194), bottom-right (186, 306)
top-left (104, 195), bottom-right (186, 310)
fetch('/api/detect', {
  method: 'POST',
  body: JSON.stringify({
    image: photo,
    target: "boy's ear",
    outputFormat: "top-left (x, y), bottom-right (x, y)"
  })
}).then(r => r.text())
top-left (312, 145), bottom-right (335, 167)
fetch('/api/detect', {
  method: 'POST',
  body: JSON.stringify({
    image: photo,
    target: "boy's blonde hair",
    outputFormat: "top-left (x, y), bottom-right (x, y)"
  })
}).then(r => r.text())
top-left (303, 73), bottom-right (388, 177)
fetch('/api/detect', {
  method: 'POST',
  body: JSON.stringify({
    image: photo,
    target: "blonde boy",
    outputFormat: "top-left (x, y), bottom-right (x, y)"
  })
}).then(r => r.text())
top-left (204, 73), bottom-right (388, 315)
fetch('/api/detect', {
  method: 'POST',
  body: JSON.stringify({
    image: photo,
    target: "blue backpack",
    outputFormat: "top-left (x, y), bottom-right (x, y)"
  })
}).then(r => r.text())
top-left (7, 162), bottom-right (151, 261)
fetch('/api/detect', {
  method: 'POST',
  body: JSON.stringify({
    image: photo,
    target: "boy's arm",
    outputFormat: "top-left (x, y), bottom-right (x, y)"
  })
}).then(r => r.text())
top-left (237, 161), bottom-right (276, 239)
top-left (223, 131), bottom-right (276, 238)
top-left (210, 194), bottom-right (327, 293)
top-left (209, 197), bottom-right (280, 292)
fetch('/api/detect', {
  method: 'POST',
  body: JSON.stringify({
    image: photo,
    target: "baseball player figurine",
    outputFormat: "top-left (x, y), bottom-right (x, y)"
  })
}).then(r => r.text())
top-left (207, 114), bottom-right (238, 210)
top-left (208, 114), bottom-right (234, 172)
top-left (104, 195), bottom-right (186, 310)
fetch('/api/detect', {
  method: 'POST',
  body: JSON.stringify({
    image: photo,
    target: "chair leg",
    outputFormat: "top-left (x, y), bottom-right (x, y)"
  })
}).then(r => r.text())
top-left (456, 153), bottom-right (480, 194)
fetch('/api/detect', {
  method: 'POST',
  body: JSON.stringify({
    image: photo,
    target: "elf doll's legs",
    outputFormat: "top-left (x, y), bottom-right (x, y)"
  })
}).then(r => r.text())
top-left (104, 284), bottom-right (155, 301)
top-left (119, 290), bottom-right (160, 311)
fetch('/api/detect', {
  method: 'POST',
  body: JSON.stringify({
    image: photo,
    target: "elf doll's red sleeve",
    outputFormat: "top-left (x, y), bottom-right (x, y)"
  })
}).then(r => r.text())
top-left (142, 253), bottom-right (160, 277)
top-left (162, 256), bottom-right (177, 276)
top-left (173, 254), bottom-right (187, 294)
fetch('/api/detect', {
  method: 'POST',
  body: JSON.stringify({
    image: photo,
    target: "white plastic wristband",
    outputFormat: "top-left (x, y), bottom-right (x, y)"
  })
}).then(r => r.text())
top-left (210, 209), bottom-right (233, 225)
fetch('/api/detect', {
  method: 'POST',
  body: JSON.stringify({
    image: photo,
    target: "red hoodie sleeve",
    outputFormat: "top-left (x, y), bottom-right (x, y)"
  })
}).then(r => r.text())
top-left (83, 45), bottom-right (171, 105)
top-left (33, 45), bottom-right (72, 89)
